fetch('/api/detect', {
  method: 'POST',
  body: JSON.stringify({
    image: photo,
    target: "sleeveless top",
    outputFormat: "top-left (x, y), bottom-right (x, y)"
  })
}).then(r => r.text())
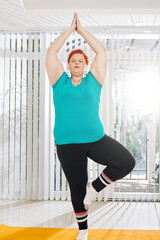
top-left (52, 70), bottom-right (105, 145)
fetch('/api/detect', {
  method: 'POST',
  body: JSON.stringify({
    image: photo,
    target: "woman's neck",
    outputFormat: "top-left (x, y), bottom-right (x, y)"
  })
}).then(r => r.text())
top-left (71, 75), bottom-right (83, 86)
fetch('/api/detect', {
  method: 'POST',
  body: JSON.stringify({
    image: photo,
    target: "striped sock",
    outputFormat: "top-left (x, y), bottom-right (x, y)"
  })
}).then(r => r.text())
top-left (75, 210), bottom-right (88, 229)
top-left (99, 171), bottom-right (114, 185)
top-left (92, 171), bottom-right (114, 192)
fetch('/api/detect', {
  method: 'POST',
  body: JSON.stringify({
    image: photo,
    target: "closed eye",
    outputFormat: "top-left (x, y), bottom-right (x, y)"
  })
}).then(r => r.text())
top-left (72, 60), bottom-right (83, 62)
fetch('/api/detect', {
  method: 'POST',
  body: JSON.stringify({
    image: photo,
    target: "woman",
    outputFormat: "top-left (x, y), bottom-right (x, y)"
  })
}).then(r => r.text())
top-left (46, 13), bottom-right (136, 240)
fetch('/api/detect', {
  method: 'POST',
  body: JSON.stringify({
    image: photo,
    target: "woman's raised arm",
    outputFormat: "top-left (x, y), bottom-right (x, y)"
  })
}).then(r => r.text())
top-left (76, 14), bottom-right (107, 86)
top-left (46, 13), bottom-right (77, 86)
top-left (47, 12), bottom-right (77, 54)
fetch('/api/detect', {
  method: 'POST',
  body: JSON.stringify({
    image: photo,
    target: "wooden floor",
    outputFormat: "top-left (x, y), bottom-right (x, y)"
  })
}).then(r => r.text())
top-left (0, 199), bottom-right (160, 230)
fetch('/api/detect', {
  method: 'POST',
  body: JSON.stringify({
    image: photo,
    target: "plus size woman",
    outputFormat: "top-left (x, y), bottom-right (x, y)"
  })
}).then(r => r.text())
top-left (46, 13), bottom-right (135, 240)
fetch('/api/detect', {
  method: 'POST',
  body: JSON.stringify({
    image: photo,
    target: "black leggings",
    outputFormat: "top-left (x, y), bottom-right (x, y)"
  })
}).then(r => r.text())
top-left (55, 134), bottom-right (135, 230)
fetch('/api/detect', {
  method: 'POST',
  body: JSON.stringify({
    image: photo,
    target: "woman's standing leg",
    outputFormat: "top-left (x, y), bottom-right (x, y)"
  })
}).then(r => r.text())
top-left (56, 144), bottom-right (89, 230)
top-left (84, 134), bottom-right (136, 207)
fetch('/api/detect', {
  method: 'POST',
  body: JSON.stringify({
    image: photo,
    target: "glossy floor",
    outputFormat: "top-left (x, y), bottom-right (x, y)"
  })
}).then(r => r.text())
top-left (0, 199), bottom-right (160, 230)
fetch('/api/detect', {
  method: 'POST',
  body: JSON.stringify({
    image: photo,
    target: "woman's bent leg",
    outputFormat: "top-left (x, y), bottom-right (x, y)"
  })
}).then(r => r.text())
top-left (56, 144), bottom-right (89, 230)
top-left (87, 134), bottom-right (136, 192)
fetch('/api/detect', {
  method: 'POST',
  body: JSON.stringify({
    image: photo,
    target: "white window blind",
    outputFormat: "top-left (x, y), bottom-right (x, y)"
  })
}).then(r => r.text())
top-left (0, 31), bottom-right (159, 202)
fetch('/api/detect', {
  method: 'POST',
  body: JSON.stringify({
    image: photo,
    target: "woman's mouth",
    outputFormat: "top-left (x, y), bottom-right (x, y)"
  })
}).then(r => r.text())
top-left (74, 66), bottom-right (79, 68)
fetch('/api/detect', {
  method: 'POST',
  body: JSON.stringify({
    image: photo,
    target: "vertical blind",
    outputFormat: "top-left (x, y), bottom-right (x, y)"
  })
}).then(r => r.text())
top-left (0, 31), bottom-right (159, 201)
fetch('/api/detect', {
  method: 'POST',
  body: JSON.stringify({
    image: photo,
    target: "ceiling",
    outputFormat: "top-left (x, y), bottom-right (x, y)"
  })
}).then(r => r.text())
top-left (22, 0), bottom-right (160, 13)
top-left (1, 0), bottom-right (160, 32)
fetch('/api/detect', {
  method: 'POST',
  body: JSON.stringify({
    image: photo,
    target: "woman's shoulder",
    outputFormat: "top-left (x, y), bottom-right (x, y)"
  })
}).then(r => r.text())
top-left (52, 70), bottom-right (68, 88)
top-left (86, 70), bottom-right (103, 88)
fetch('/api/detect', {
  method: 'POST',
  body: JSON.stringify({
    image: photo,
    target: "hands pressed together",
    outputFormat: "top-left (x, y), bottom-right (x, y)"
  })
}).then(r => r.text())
top-left (70, 12), bottom-right (82, 33)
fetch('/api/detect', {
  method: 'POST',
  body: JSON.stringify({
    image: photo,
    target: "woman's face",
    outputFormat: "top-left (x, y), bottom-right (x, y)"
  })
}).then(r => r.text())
top-left (68, 53), bottom-right (86, 76)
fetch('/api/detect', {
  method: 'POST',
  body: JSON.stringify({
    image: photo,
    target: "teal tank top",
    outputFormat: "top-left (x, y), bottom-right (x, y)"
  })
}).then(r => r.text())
top-left (52, 70), bottom-right (105, 145)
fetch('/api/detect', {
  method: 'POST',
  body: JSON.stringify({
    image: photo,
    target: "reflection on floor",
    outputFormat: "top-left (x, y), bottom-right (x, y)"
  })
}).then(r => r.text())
top-left (0, 199), bottom-right (160, 230)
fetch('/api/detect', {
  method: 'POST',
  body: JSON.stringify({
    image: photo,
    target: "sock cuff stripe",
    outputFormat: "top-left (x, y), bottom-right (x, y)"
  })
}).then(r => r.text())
top-left (101, 173), bottom-right (111, 184)
top-left (76, 213), bottom-right (88, 219)
top-left (102, 171), bottom-right (114, 183)
top-left (77, 216), bottom-right (88, 222)
top-left (75, 210), bottom-right (88, 216)
top-left (99, 175), bottom-right (108, 186)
